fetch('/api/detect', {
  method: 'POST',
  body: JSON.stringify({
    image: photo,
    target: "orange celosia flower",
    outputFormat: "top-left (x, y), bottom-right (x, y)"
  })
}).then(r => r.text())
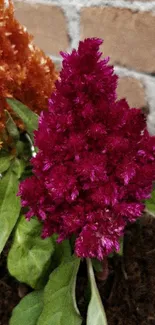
top-left (0, 0), bottom-right (57, 143)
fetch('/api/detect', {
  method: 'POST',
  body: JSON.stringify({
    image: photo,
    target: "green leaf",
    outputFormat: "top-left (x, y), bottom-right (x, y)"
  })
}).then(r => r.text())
top-left (11, 158), bottom-right (26, 179)
top-left (86, 258), bottom-right (108, 325)
top-left (8, 216), bottom-right (55, 288)
top-left (117, 237), bottom-right (124, 256)
top-left (37, 256), bottom-right (82, 325)
top-left (6, 98), bottom-right (38, 139)
top-left (10, 290), bottom-right (43, 325)
top-left (5, 110), bottom-right (20, 141)
top-left (0, 169), bottom-right (20, 253)
top-left (92, 259), bottom-right (103, 273)
top-left (0, 155), bottom-right (12, 174)
top-left (145, 190), bottom-right (155, 216)
top-left (52, 234), bottom-right (71, 268)
top-left (15, 141), bottom-right (25, 156)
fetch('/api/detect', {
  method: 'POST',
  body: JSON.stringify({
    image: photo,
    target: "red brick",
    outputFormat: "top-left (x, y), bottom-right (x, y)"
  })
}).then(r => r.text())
top-left (14, 2), bottom-right (69, 55)
top-left (117, 77), bottom-right (147, 109)
top-left (81, 7), bottom-right (155, 73)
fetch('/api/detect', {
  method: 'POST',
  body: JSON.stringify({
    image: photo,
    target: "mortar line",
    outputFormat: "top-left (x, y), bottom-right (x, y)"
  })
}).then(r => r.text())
top-left (115, 66), bottom-right (155, 83)
top-left (14, 0), bottom-right (155, 12)
top-left (62, 5), bottom-right (80, 49)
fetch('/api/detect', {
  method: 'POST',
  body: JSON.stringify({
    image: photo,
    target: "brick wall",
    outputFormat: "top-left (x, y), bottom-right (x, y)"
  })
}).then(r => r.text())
top-left (14, 0), bottom-right (155, 132)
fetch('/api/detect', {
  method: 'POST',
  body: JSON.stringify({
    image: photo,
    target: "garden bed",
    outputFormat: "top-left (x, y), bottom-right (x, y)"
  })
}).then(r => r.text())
top-left (1, 215), bottom-right (155, 325)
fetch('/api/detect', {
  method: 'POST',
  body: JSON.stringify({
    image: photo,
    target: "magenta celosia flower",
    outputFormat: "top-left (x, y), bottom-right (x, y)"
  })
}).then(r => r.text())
top-left (19, 38), bottom-right (155, 260)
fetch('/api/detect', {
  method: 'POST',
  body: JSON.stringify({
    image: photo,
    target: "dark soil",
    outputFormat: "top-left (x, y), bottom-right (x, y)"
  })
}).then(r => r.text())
top-left (105, 216), bottom-right (155, 325)
top-left (1, 215), bottom-right (155, 325)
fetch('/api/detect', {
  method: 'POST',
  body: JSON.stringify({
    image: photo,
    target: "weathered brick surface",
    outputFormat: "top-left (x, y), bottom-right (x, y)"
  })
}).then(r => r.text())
top-left (13, 0), bottom-right (155, 116)
top-left (81, 7), bottom-right (155, 73)
top-left (117, 77), bottom-right (147, 109)
top-left (125, 0), bottom-right (153, 1)
top-left (14, 2), bottom-right (69, 55)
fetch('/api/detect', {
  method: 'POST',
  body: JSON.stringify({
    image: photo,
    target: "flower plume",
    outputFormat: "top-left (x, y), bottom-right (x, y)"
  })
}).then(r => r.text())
top-left (19, 38), bottom-right (155, 260)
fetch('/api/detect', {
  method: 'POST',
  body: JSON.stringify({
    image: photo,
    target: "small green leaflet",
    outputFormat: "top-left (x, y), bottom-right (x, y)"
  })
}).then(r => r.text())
top-left (37, 256), bottom-right (82, 325)
top-left (5, 110), bottom-right (20, 141)
top-left (86, 258), bottom-right (108, 325)
top-left (10, 290), bottom-right (43, 325)
top-left (6, 98), bottom-right (39, 139)
top-left (11, 158), bottom-right (26, 179)
top-left (8, 216), bottom-right (55, 288)
top-left (0, 155), bottom-right (12, 174)
top-left (145, 190), bottom-right (155, 217)
top-left (0, 169), bottom-right (20, 253)
top-left (0, 155), bottom-right (26, 178)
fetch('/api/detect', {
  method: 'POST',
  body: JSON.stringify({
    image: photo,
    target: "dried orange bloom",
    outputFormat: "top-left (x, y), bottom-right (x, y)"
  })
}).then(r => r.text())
top-left (0, 0), bottom-right (57, 142)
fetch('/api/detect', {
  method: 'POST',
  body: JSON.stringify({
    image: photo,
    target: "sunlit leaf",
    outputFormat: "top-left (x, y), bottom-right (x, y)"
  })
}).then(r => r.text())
top-left (8, 216), bottom-right (54, 288)
top-left (10, 290), bottom-right (43, 325)
top-left (5, 110), bottom-right (20, 141)
top-left (86, 258), bottom-right (107, 325)
top-left (0, 155), bottom-right (12, 174)
top-left (7, 98), bottom-right (38, 139)
top-left (37, 256), bottom-right (82, 325)
top-left (0, 169), bottom-right (20, 253)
